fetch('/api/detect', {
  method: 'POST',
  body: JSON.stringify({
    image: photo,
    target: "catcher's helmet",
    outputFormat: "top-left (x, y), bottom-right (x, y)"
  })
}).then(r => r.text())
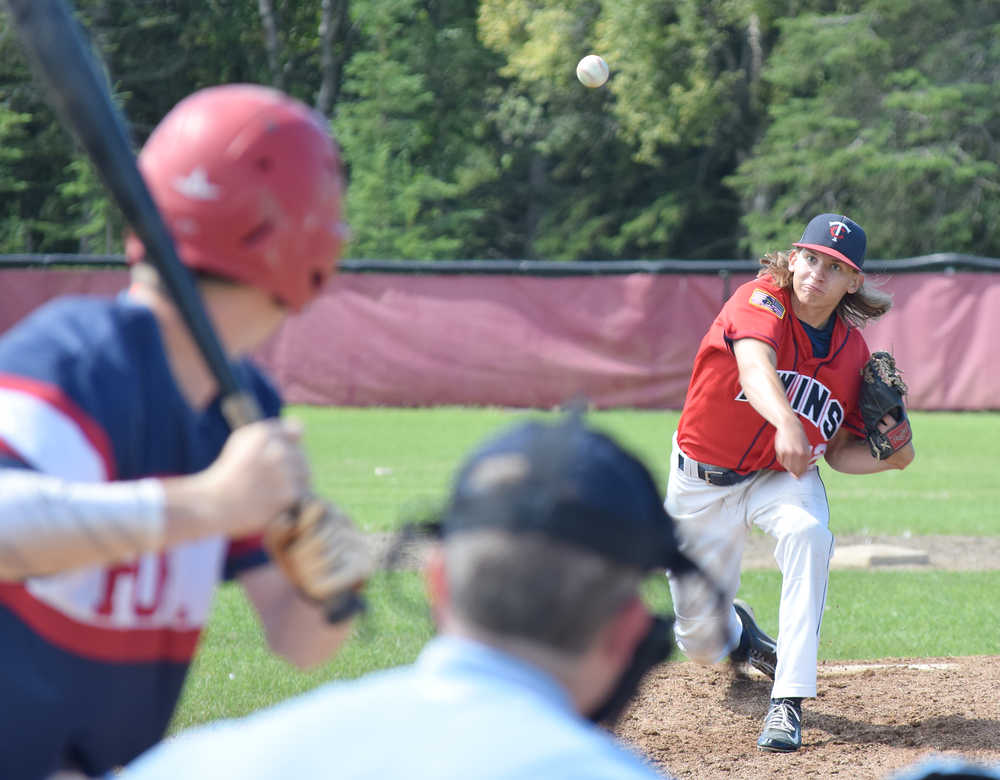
top-left (126, 84), bottom-right (347, 311)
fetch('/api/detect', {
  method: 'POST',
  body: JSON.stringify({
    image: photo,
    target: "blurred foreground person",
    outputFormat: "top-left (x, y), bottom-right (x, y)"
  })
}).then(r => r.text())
top-left (121, 414), bottom-right (701, 779)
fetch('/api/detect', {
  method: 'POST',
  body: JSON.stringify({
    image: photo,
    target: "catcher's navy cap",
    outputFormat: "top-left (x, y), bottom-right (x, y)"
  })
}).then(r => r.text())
top-left (442, 414), bottom-right (695, 574)
top-left (793, 213), bottom-right (867, 272)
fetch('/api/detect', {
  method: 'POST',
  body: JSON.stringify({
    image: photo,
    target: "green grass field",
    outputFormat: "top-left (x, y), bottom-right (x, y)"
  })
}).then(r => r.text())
top-left (170, 407), bottom-right (1000, 732)
top-left (295, 406), bottom-right (1000, 536)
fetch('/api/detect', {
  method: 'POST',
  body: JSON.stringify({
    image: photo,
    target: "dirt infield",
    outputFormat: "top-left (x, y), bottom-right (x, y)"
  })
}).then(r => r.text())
top-left (611, 535), bottom-right (1000, 778)
top-left (616, 655), bottom-right (1000, 779)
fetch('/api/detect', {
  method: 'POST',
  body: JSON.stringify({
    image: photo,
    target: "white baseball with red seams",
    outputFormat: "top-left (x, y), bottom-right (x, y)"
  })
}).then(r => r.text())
top-left (576, 54), bottom-right (609, 87)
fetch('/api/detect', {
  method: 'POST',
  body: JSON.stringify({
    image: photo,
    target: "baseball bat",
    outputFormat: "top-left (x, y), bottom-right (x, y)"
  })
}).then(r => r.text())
top-left (3, 0), bottom-right (262, 428)
top-left (6, 0), bottom-right (364, 622)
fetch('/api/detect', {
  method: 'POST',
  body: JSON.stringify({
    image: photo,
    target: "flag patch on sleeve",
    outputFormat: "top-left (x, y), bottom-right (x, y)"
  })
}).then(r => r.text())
top-left (749, 288), bottom-right (785, 319)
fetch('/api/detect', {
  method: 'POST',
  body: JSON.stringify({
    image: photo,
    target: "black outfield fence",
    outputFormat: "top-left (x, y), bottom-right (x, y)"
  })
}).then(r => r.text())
top-left (2, 253), bottom-right (999, 275)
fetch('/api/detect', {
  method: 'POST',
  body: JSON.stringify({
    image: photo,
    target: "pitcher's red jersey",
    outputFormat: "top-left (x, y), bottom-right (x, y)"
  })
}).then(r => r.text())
top-left (677, 277), bottom-right (869, 473)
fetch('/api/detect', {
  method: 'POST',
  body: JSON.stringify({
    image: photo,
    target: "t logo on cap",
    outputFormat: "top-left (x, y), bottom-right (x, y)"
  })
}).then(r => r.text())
top-left (828, 220), bottom-right (852, 242)
top-left (793, 213), bottom-right (867, 272)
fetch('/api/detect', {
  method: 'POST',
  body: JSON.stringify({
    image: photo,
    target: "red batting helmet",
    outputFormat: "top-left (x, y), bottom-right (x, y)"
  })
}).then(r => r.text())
top-left (126, 84), bottom-right (347, 312)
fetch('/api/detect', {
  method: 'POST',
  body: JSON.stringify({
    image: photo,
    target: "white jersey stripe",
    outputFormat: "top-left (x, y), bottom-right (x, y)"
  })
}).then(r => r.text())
top-left (0, 385), bottom-right (108, 481)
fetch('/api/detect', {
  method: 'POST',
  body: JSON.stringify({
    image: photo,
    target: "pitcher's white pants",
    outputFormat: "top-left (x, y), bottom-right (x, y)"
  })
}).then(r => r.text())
top-left (665, 433), bottom-right (834, 699)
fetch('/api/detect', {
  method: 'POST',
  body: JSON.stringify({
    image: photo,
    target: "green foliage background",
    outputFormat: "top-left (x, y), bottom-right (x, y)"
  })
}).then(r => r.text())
top-left (294, 406), bottom-right (1000, 536)
top-left (0, 0), bottom-right (997, 260)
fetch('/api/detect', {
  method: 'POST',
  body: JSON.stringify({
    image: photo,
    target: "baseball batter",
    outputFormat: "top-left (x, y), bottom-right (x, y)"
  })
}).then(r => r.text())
top-left (0, 85), bottom-right (371, 779)
top-left (664, 214), bottom-right (915, 752)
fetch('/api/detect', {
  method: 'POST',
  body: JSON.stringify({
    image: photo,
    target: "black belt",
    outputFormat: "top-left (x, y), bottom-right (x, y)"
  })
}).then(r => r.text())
top-left (677, 453), bottom-right (757, 487)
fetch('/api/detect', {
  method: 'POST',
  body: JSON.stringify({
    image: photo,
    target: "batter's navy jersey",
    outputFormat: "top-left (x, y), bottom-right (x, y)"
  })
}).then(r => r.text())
top-left (0, 294), bottom-right (281, 779)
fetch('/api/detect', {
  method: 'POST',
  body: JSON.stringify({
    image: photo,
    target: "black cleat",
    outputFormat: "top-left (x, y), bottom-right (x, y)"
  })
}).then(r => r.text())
top-left (757, 697), bottom-right (802, 752)
top-left (730, 600), bottom-right (777, 680)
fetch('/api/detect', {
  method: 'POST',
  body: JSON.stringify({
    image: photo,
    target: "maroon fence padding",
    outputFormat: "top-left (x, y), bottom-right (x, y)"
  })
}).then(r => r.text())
top-left (2, 268), bottom-right (998, 410)
top-left (254, 272), bottom-right (733, 409)
top-left (861, 272), bottom-right (1000, 411)
top-left (0, 268), bottom-right (129, 334)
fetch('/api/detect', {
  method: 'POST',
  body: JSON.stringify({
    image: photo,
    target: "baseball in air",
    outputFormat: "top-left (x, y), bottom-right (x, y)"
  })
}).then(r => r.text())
top-left (576, 54), bottom-right (609, 88)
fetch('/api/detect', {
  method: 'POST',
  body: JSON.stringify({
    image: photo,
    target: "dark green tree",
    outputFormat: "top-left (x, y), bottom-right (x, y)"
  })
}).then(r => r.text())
top-left (476, 0), bottom-right (766, 260)
top-left (0, 5), bottom-right (86, 252)
top-left (335, 0), bottom-right (504, 259)
top-left (728, 0), bottom-right (1000, 259)
top-left (0, 0), bottom-right (340, 253)
top-left (0, 0), bottom-right (996, 260)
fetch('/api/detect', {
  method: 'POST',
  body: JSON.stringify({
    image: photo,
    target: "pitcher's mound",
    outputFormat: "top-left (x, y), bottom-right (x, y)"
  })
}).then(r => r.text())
top-left (616, 656), bottom-right (1000, 779)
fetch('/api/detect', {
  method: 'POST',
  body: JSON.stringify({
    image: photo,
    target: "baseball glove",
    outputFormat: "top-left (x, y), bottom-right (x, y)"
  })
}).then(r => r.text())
top-left (859, 351), bottom-right (912, 460)
top-left (265, 498), bottom-right (374, 622)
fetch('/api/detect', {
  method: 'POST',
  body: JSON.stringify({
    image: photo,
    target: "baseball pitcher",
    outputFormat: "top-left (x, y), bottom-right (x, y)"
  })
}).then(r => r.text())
top-left (663, 213), bottom-right (915, 752)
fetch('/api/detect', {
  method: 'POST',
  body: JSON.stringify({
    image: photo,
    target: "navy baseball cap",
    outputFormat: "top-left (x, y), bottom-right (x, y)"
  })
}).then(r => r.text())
top-left (888, 757), bottom-right (1000, 780)
top-left (793, 213), bottom-right (867, 271)
top-left (441, 414), bottom-right (695, 574)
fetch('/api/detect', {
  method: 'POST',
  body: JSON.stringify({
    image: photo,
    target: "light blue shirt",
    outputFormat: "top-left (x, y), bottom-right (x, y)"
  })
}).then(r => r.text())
top-left (120, 636), bottom-right (671, 779)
